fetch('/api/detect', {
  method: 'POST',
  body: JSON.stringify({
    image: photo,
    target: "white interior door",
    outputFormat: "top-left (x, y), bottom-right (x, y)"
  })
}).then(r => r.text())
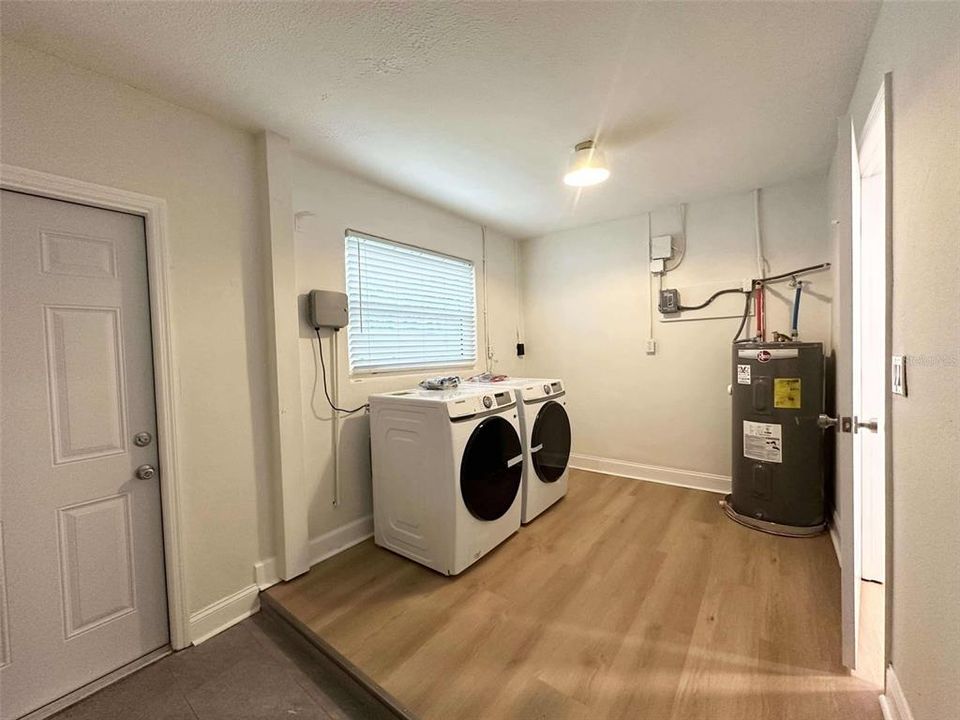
top-left (0, 191), bottom-right (168, 719)
top-left (856, 82), bottom-right (889, 584)
top-left (833, 116), bottom-right (861, 669)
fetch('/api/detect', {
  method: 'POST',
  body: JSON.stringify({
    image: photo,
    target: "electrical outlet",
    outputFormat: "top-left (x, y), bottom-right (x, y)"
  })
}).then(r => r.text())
top-left (646, 338), bottom-right (657, 355)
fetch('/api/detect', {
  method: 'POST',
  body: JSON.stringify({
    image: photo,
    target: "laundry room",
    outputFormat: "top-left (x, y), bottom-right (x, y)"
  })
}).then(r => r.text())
top-left (2, 3), bottom-right (958, 720)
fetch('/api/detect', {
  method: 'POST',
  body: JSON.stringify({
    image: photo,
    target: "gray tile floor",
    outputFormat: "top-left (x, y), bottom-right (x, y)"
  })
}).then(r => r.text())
top-left (52, 611), bottom-right (399, 720)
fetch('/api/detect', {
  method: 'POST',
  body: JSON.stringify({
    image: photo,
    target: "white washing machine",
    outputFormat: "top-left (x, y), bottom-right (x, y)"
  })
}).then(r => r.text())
top-left (466, 378), bottom-right (571, 523)
top-left (369, 386), bottom-right (523, 575)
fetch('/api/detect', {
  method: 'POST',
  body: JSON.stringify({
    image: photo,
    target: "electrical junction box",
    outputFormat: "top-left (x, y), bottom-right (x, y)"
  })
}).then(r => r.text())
top-left (659, 288), bottom-right (680, 315)
top-left (651, 235), bottom-right (673, 260)
top-left (309, 289), bottom-right (348, 330)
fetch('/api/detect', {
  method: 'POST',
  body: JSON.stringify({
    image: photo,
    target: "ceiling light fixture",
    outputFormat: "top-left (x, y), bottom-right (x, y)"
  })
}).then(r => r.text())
top-left (563, 139), bottom-right (610, 187)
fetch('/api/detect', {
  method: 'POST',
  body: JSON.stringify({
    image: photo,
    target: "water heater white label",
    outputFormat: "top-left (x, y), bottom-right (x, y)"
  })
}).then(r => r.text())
top-left (737, 364), bottom-right (751, 384)
top-left (743, 421), bottom-right (782, 463)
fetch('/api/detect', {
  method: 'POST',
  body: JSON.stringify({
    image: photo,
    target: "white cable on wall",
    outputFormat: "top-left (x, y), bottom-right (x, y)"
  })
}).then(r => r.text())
top-left (481, 225), bottom-right (492, 372)
top-left (663, 203), bottom-right (687, 273)
top-left (647, 211), bottom-right (655, 339)
top-left (754, 188), bottom-right (768, 280)
top-left (330, 331), bottom-right (341, 507)
top-left (513, 236), bottom-right (525, 350)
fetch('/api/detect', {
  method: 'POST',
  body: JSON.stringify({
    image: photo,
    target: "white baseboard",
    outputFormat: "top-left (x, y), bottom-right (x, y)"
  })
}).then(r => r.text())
top-left (829, 509), bottom-right (841, 565)
top-left (309, 513), bottom-right (374, 566)
top-left (188, 584), bottom-right (260, 645)
top-left (880, 666), bottom-right (915, 720)
top-left (254, 557), bottom-right (280, 591)
top-left (198, 515), bottom-right (374, 645)
top-left (254, 514), bottom-right (374, 592)
top-left (569, 453), bottom-right (731, 495)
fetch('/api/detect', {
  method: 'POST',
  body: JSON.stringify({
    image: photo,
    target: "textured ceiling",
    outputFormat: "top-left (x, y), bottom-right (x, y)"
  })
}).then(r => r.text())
top-left (0, 1), bottom-right (879, 237)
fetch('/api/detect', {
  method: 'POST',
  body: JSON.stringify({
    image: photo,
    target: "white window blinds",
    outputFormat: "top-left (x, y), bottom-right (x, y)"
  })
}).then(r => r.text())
top-left (344, 232), bottom-right (477, 373)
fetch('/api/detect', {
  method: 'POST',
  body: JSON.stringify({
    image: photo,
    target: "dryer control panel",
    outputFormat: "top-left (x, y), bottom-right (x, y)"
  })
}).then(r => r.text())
top-left (517, 379), bottom-right (564, 403)
top-left (446, 391), bottom-right (515, 419)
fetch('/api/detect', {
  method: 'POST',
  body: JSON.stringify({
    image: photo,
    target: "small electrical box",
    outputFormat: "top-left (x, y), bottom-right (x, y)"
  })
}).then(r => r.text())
top-left (651, 235), bottom-right (673, 261)
top-left (892, 355), bottom-right (907, 396)
top-left (659, 288), bottom-right (680, 315)
top-left (308, 289), bottom-right (348, 330)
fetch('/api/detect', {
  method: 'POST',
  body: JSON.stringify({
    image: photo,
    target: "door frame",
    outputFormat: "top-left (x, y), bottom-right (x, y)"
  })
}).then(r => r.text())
top-left (1, 163), bottom-right (190, 650)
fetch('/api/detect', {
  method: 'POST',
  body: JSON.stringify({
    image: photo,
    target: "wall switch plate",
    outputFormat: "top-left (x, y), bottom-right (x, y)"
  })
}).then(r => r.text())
top-left (651, 235), bottom-right (673, 260)
top-left (646, 338), bottom-right (657, 355)
top-left (892, 355), bottom-right (907, 396)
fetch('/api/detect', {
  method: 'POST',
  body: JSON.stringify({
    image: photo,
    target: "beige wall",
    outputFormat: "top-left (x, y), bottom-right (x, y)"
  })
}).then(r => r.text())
top-left (841, 3), bottom-right (960, 717)
top-left (0, 40), bottom-right (525, 623)
top-left (290, 153), bottom-right (523, 542)
top-left (0, 42), bottom-right (273, 615)
top-left (520, 175), bottom-right (832, 477)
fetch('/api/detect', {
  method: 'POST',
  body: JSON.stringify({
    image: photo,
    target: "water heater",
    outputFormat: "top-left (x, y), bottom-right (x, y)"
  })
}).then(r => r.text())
top-left (724, 341), bottom-right (827, 536)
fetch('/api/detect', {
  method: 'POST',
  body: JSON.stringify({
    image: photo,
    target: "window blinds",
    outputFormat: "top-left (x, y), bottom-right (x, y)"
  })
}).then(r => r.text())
top-left (344, 232), bottom-right (477, 373)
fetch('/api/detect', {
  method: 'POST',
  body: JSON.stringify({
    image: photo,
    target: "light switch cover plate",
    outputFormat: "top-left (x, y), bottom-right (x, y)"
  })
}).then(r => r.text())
top-left (892, 355), bottom-right (907, 396)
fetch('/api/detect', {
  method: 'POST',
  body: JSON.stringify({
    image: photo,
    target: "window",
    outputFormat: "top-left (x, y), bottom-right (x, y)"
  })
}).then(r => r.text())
top-left (344, 231), bottom-right (477, 374)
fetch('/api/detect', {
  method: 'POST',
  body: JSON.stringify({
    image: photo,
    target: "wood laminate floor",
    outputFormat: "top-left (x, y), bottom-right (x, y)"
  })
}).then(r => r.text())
top-left (266, 470), bottom-right (881, 720)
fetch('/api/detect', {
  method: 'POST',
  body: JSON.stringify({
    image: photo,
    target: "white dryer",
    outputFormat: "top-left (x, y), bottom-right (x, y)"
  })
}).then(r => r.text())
top-left (466, 378), bottom-right (571, 523)
top-left (369, 386), bottom-right (523, 575)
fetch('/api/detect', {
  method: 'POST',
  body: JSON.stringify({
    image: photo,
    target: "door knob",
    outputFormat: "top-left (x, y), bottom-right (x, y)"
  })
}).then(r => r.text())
top-left (818, 414), bottom-right (854, 433)
top-left (135, 464), bottom-right (157, 480)
top-left (855, 417), bottom-right (879, 433)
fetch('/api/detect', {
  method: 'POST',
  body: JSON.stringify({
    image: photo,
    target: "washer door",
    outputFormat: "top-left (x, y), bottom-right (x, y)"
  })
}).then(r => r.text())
top-left (531, 400), bottom-right (571, 483)
top-left (460, 416), bottom-right (523, 521)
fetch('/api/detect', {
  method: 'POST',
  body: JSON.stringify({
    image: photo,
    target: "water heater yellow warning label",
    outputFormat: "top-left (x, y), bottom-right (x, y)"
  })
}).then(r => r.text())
top-left (774, 378), bottom-right (802, 409)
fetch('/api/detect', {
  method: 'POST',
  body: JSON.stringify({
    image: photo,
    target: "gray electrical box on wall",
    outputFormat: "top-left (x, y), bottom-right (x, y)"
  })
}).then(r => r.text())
top-left (659, 288), bottom-right (680, 315)
top-left (309, 289), bottom-right (348, 330)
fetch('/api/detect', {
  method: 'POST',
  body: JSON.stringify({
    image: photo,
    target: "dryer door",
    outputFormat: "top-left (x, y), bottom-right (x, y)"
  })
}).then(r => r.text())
top-left (460, 416), bottom-right (523, 521)
top-left (530, 400), bottom-right (571, 483)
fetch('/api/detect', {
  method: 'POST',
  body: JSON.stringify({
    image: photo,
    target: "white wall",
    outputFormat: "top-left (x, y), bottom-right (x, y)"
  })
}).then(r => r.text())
top-left (290, 154), bottom-right (523, 544)
top-left (520, 176), bottom-right (831, 478)
top-left (0, 42), bottom-right (274, 618)
top-left (840, 4), bottom-right (960, 718)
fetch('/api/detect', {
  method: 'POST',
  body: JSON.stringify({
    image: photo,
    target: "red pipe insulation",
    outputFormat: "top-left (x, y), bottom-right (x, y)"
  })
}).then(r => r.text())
top-left (755, 284), bottom-right (766, 341)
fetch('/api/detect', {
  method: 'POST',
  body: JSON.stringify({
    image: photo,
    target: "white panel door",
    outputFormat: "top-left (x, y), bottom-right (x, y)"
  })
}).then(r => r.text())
top-left (833, 117), bottom-right (861, 669)
top-left (0, 191), bottom-right (168, 719)
top-left (856, 79), bottom-right (891, 585)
